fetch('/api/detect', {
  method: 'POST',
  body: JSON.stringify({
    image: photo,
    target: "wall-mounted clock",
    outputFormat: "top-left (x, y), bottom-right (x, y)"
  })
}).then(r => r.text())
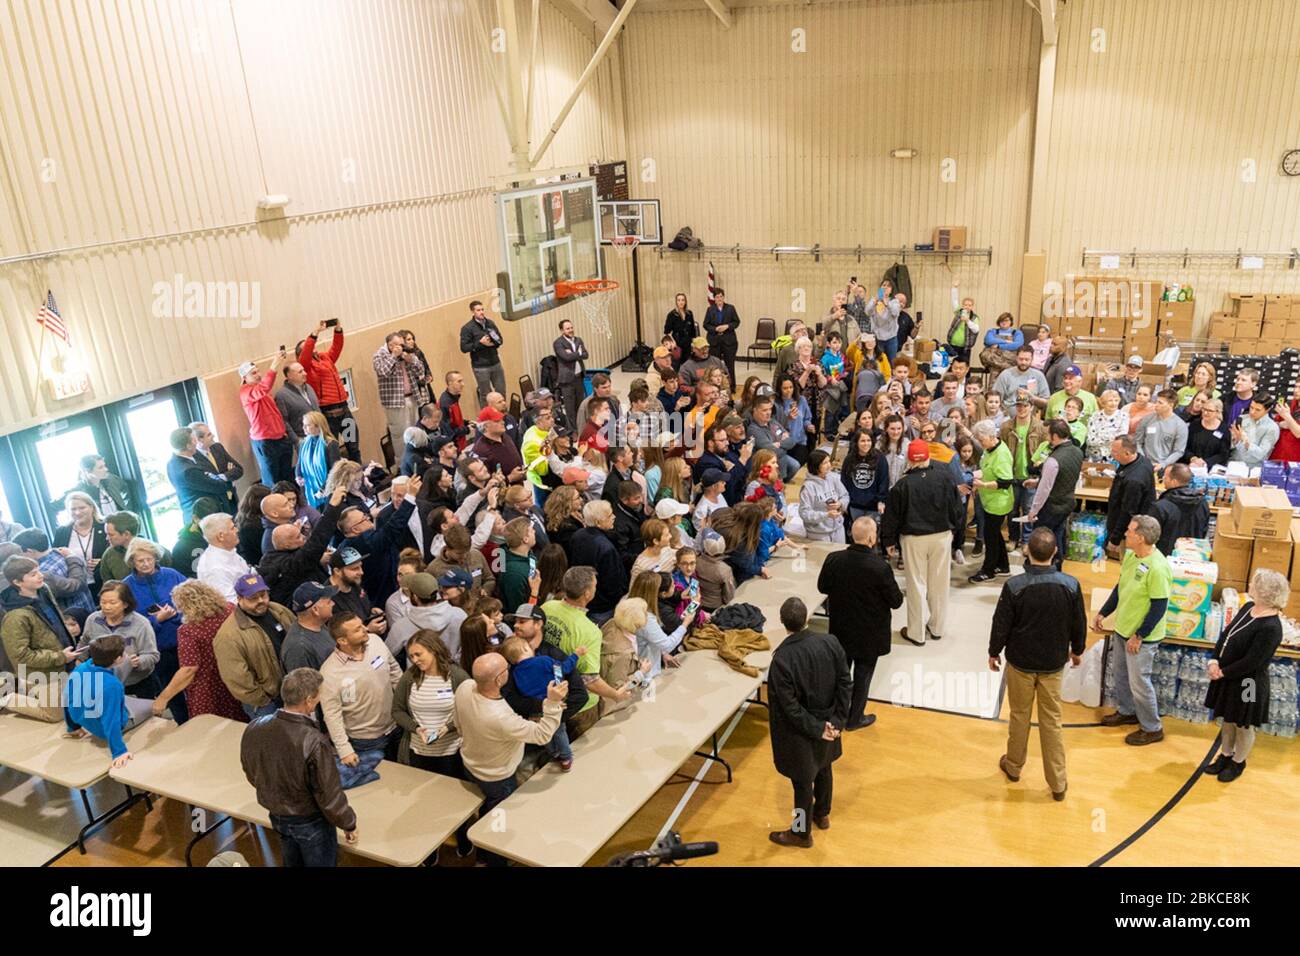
top-left (1283, 149), bottom-right (1300, 176)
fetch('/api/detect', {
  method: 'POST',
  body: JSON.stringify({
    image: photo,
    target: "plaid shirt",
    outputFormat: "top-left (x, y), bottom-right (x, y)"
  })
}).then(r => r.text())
top-left (38, 551), bottom-right (95, 614)
top-left (372, 346), bottom-right (427, 408)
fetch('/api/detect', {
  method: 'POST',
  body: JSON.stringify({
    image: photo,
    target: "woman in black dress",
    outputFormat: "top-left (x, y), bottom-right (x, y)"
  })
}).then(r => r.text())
top-left (1203, 568), bottom-right (1286, 783)
top-left (663, 293), bottom-right (697, 368)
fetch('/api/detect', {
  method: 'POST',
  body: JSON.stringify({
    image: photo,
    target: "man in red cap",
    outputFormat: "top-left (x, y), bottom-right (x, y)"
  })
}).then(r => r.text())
top-left (880, 438), bottom-right (964, 646)
top-left (471, 406), bottom-right (524, 482)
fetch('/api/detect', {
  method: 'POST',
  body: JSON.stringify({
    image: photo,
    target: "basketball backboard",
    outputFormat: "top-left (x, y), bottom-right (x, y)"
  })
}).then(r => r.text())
top-left (496, 179), bottom-right (602, 317)
top-left (598, 199), bottom-right (661, 245)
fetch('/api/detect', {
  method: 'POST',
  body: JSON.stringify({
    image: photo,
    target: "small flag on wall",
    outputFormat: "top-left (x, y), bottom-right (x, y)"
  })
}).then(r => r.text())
top-left (36, 290), bottom-right (70, 345)
top-left (706, 261), bottom-right (717, 299)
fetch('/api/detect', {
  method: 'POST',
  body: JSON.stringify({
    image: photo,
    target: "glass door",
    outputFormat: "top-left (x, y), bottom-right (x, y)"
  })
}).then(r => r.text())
top-left (120, 394), bottom-right (187, 545)
top-left (31, 414), bottom-right (113, 527)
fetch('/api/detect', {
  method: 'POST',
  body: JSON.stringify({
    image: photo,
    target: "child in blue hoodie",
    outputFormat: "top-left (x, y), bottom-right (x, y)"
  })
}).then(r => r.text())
top-left (64, 634), bottom-right (133, 768)
top-left (501, 636), bottom-right (586, 771)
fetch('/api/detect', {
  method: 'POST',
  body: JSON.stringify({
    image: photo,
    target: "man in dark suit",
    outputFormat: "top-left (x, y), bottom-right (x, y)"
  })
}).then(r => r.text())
top-left (817, 517), bottom-right (903, 729)
top-left (767, 597), bottom-right (852, 849)
top-left (167, 427), bottom-right (238, 524)
top-left (702, 288), bottom-right (741, 388)
top-left (190, 421), bottom-right (244, 515)
top-left (553, 317), bottom-right (589, 430)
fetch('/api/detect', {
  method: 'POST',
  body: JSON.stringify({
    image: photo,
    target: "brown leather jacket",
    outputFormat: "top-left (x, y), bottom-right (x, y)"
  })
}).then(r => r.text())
top-left (239, 710), bottom-right (357, 831)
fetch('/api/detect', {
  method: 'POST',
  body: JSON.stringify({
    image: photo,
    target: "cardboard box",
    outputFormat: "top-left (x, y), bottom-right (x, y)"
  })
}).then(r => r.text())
top-left (1093, 319), bottom-right (1128, 338)
top-left (914, 339), bottom-right (937, 363)
top-left (1259, 339), bottom-right (1285, 358)
top-left (1213, 578), bottom-right (1248, 603)
top-left (1212, 516), bottom-right (1254, 580)
top-left (1231, 486), bottom-right (1294, 539)
top-left (1156, 300), bottom-right (1194, 325)
top-left (1238, 300), bottom-right (1265, 321)
top-left (1286, 319), bottom-right (1300, 339)
top-left (1251, 535), bottom-right (1294, 576)
top-left (1081, 463), bottom-right (1114, 490)
top-left (1263, 318), bottom-right (1288, 339)
top-left (1289, 518), bottom-right (1300, 587)
top-left (1235, 318), bottom-right (1263, 337)
top-left (1229, 339), bottom-right (1256, 356)
top-left (1208, 313), bottom-right (1236, 340)
top-left (1128, 334), bottom-right (1159, 358)
top-left (932, 226), bottom-right (967, 251)
top-left (1060, 317), bottom-right (1092, 337)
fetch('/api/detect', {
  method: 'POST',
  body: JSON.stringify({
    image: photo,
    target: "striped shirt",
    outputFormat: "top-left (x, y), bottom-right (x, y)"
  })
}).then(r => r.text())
top-left (407, 674), bottom-right (461, 757)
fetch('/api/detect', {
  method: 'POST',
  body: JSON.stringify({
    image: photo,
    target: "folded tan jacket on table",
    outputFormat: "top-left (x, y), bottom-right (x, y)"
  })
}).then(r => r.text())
top-left (684, 625), bottom-right (770, 677)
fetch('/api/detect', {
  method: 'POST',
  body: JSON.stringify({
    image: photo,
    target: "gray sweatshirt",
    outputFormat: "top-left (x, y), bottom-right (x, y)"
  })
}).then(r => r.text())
top-left (799, 473), bottom-right (850, 541)
top-left (79, 610), bottom-right (159, 689)
top-left (1135, 413), bottom-right (1188, 468)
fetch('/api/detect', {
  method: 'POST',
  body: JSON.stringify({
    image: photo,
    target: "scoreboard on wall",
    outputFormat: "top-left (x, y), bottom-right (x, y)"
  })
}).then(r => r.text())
top-left (591, 161), bottom-right (629, 202)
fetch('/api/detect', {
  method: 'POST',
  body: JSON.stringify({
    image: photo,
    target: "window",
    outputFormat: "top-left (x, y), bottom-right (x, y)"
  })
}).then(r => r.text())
top-left (124, 401), bottom-right (184, 545)
top-left (35, 425), bottom-right (99, 524)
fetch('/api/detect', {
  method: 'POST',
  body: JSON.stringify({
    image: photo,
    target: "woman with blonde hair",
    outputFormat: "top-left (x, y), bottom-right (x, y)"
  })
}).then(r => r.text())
top-left (1176, 362), bottom-right (1219, 408)
top-left (52, 491), bottom-right (108, 581)
top-left (297, 410), bottom-right (341, 508)
top-left (151, 578), bottom-right (243, 721)
top-left (123, 537), bottom-right (189, 721)
top-left (655, 456), bottom-right (691, 506)
top-left (599, 597), bottom-right (652, 716)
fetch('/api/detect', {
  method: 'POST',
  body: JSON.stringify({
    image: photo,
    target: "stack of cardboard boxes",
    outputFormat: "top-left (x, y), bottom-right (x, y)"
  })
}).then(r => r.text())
top-left (1207, 293), bottom-right (1300, 354)
top-left (1057, 277), bottom-right (1165, 353)
top-left (1212, 486), bottom-right (1298, 616)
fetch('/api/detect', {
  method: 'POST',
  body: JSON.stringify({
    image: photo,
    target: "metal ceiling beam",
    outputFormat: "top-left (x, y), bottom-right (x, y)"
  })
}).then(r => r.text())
top-left (530, 0), bottom-right (639, 167)
top-left (702, 0), bottom-right (734, 29)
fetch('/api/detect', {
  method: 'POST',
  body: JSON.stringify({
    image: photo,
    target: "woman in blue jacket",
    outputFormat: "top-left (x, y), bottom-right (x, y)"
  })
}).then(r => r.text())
top-left (981, 312), bottom-right (1024, 374)
top-left (774, 374), bottom-right (814, 466)
top-left (123, 538), bottom-right (189, 723)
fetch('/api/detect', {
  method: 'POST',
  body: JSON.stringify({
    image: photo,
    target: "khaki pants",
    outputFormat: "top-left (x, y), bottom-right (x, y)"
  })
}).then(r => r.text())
top-left (383, 398), bottom-right (419, 450)
top-left (901, 530), bottom-right (951, 639)
top-left (1004, 664), bottom-right (1067, 793)
top-left (1, 677), bottom-right (64, 723)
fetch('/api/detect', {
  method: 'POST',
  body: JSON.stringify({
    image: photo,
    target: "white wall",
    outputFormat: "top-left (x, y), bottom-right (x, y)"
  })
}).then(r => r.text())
top-left (621, 0), bottom-right (1039, 337)
top-left (0, 0), bottom-right (630, 435)
top-left (1040, 0), bottom-right (1300, 327)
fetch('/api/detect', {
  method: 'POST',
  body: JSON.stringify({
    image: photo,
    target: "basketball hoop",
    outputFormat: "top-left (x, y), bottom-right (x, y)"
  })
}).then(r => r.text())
top-left (556, 278), bottom-right (619, 339)
top-left (610, 235), bottom-right (640, 262)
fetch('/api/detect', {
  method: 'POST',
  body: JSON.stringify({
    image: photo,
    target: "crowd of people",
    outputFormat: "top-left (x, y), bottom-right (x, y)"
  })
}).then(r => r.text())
top-left (0, 283), bottom-right (1291, 863)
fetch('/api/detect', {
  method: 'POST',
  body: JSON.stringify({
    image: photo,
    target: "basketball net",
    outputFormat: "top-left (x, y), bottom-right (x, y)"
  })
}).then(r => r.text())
top-left (611, 235), bottom-right (640, 262)
top-left (555, 278), bottom-right (619, 339)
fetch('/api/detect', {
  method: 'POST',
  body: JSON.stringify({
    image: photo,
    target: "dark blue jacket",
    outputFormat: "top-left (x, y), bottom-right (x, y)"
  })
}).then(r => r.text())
top-left (341, 498), bottom-right (415, 607)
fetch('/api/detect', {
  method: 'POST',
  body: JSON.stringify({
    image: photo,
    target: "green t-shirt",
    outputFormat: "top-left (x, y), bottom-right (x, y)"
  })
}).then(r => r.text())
top-left (1045, 388), bottom-right (1098, 424)
top-left (1068, 419), bottom-right (1088, 447)
top-left (1114, 549), bottom-right (1172, 642)
top-left (540, 598), bottom-right (601, 712)
top-left (1175, 385), bottom-right (1222, 407)
top-left (977, 442), bottom-right (1014, 515)
top-left (1013, 424), bottom-right (1030, 479)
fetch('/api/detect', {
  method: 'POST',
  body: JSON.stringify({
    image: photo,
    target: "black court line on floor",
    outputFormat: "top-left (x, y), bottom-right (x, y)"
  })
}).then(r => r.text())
top-left (1088, 733), bottom-right (1221, 867)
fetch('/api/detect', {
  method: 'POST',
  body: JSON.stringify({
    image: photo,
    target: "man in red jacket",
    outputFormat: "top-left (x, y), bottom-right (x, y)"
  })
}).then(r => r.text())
top-left (298, 320), bottom-right (359, 461)
top-left (239, 350), bottom-right (295, 486)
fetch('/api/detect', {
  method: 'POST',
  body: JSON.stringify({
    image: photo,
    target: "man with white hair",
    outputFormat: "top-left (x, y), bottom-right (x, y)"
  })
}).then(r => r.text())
top-left (399, 426), bottom-right (435, 478)
top-left (167, 426), bottom-right (236, 526)
top-left (566, 500), bottom-right (627, 622)
top-left (196, 512), bottom-right (252, 602)
top-left (1092, 515), bottom-right (1170, 747)
top-left (456, 652), bottom-right (566, 865)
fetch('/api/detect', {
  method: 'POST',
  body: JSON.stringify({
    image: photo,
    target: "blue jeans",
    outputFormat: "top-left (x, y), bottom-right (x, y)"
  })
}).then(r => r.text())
top-left (545, 723), bottom-right (573, 762)
top-left (242, 700), bottom-right (280, 720)
top-left (270, 813), bottom-right (338, 867)
top-left (1110, 635), bottom-right (1162, 732)
top-left (878, 335), bottom-right (899, 364)
top-left (350, 727), bottom-right (401, 762)
top-left (778, 453), bottom-right (800, 482)
top-left (469, 771), bottom-right (519, 867)
top-left (251, 436), bottom-right (294, 486)
top-left (1010, 481), bottom-right (1034, 544)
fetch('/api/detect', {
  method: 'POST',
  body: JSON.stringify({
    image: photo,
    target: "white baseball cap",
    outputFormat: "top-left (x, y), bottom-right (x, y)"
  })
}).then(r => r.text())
top-left (655, 499), bottom-right (690, 520)
top-left (237, 361), bottom-right (256, 379)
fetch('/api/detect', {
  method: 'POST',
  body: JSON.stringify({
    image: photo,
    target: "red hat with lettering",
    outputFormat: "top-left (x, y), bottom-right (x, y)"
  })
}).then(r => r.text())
top-left (907, 438), bottom-right (930, 462)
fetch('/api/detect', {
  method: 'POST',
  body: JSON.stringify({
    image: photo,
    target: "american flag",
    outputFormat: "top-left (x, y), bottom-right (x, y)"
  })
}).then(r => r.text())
top-left (36, 290), bottom-right (70, 345)
top-left (706, 261), bottom-right (717, 299)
